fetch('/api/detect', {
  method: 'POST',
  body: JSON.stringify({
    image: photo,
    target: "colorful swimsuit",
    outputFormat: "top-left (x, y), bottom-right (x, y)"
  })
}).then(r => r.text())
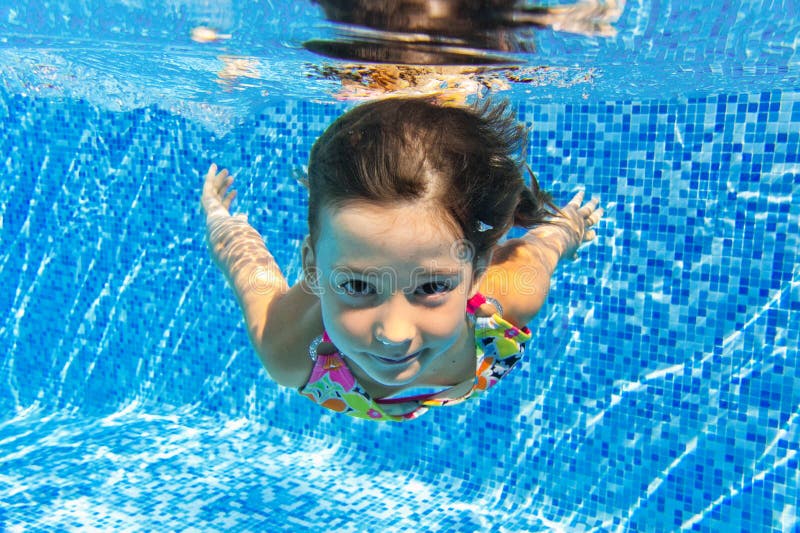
top-left (298, 293), bottom-right (531, 422)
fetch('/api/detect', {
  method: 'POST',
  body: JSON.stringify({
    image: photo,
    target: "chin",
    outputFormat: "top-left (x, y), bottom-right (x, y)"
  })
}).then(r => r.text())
top-left (370, 361), bottom-right (424, 387)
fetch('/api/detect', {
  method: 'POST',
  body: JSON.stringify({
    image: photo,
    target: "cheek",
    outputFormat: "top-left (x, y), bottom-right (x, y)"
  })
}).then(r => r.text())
top-left (420, 299), bottom-right (469, 340)
top-left (320, 297), bottom-right (372, 341)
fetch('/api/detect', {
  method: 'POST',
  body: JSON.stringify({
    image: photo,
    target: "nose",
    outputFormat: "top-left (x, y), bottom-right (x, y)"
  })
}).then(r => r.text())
top-left (375, 335), bottom-right (408, 348)
top-left (374, 296), bottom-right (416, 352)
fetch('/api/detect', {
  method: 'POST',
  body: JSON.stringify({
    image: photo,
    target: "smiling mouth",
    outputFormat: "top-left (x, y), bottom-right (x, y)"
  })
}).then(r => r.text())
top-left (373, 351), bottom-right (421, 365)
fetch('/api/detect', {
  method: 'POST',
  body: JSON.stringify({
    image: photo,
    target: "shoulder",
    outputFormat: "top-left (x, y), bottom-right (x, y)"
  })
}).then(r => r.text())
top-left (256, 279), bottom-right (320, 389)
top-left (477, 237), bottom-right (551, 328)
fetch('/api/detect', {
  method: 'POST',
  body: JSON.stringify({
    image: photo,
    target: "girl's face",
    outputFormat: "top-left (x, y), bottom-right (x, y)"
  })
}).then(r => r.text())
top-left (304, 200), bottom-right (479, 388)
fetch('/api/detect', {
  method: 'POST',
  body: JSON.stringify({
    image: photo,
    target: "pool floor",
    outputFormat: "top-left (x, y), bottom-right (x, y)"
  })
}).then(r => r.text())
top-left (3, 405), bottom-right (580, 532)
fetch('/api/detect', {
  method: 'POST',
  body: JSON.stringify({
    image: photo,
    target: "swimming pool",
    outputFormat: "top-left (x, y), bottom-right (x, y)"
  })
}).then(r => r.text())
top-left (1, 0), bottom-right (797, 531)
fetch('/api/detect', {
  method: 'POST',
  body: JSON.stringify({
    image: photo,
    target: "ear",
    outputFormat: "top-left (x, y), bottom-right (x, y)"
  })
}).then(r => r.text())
top-left (301, 236), bottom-right (320, 292)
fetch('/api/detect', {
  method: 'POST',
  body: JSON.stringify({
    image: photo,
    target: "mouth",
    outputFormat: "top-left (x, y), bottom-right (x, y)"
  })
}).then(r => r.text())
top-left (372, 350), bottom-right (422, 365)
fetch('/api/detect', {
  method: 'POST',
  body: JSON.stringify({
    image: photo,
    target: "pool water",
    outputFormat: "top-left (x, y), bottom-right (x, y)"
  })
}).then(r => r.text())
top-left (1, 1), bottom-right (798, 531)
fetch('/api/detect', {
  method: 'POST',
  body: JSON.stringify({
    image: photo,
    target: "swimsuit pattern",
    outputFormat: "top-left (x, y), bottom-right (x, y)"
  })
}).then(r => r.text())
top-left (298, 294), bottom-right (531, 422)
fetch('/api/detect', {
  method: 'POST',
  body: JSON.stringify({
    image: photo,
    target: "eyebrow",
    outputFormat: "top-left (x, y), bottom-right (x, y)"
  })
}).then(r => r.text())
top-left (331, 265), bottom-right (463, 277)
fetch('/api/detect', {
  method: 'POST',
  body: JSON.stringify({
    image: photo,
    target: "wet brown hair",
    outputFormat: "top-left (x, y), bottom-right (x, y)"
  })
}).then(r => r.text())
top-left (305, 97), bottom-right (556, 263)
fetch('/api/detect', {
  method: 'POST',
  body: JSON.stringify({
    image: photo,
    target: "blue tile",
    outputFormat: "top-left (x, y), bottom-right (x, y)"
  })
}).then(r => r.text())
top-left (0, 87), bottom-right (798, 532)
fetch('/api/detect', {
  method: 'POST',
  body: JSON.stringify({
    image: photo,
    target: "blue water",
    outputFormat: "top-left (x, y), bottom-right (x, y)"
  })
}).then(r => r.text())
top-left (1, 1), bottom-right (798, 531)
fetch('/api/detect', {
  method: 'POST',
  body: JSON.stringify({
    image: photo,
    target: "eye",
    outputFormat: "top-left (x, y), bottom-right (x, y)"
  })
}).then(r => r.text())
top-left (338, 279), bottom-right (375, 297)
top-left (415, 279), bottom-right (455, 296)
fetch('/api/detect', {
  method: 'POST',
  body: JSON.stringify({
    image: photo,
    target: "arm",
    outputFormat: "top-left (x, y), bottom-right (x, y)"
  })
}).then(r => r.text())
top-left (201, 164), bottom-right (289, 353)
top-left (479, 191), bottom-right (602, 326)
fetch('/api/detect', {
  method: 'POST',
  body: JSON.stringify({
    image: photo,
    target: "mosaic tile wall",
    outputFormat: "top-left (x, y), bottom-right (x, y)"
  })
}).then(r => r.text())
top-left (0, 88), bottom-right (797, 531)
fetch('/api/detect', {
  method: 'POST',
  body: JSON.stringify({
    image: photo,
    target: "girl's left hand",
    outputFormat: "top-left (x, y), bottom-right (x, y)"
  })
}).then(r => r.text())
top-left (557, 191), bottom-right (603, 259)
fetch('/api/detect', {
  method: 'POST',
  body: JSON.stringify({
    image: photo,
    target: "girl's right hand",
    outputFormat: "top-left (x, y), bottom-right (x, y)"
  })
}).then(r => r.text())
top-left (201, 163), bottom-right (237, 220)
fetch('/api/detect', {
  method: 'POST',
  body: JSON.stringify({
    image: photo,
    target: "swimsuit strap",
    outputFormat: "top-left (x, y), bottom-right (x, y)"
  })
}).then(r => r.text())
top-left (466, 293), bottom-right (485, 314)
top-left (484, 296), bottom-right (503, 316)
top-left (466, 292), bottom-right (503, 316)
top-left (307, 332), bottom-right (332, 362)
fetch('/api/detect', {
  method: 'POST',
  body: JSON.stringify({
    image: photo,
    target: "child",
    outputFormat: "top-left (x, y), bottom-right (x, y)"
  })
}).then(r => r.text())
top-left (201, 97), bottom-right (602, 422)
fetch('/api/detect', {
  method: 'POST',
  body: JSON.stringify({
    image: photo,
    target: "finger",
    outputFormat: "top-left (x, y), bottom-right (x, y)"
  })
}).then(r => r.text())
top-left (222, 189), bottom-right (237, 210)
top-left (217, 175), bottom-right (233, 197)
top-left (567, 190), bottom-right (585, 208)
top-left (583, 228), bottom-right (596, 242)
top-left (214, 168), bottom-right (230, 189)
top-left (214, 176), bottom-right (233, 198)
top-left (578, 197), bottom-right (599, 216)
top-left (203, 164), bottom-right (219, 194)
top-left (585, 207), bottom-right (604, 226)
